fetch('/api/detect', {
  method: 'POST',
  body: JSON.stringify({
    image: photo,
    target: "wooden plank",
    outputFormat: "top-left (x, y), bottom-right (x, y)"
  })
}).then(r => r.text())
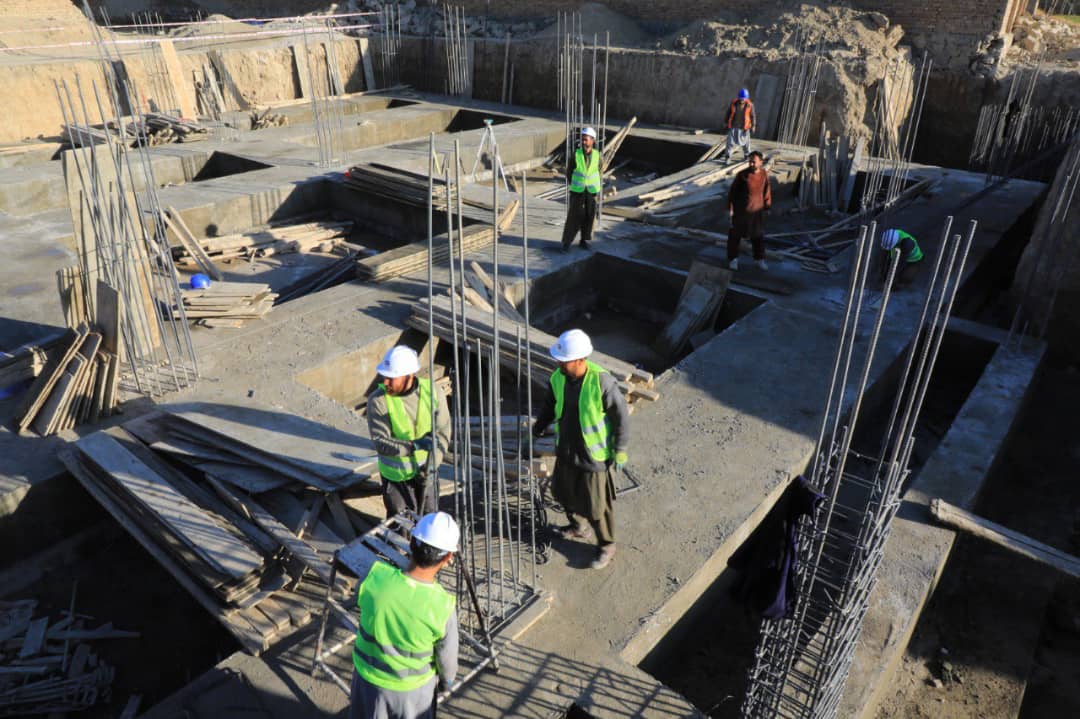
top-left (95, 280), bottom-right (121, 356)
top-left (17, 617), bottom-right (48, 658)
top-left (930, 498), bottom-right (1080, 579)
top-left (158, 40), bottom-right (198, 118)
top-left (204, 477), bottom-right (334, 586)
top-left (30, 359), bottom-right (80, 437)
top-left (16, 326), bottom-right (86, 432)
top-left (163, 402), bottom-right (377, 484)
top-left (68, 643), bottom-right (91, 676)
top-left (254, 597), bottom-right (292, 634)
top-left (76, 433), bottom-right (264, 580)
top-left (195, 461), bottom-right (292, 494)
top-left (653, 284), bottom-right (718, 357)
top-left (59, 449), bottom-right (267, 655)
top-left (56, 332), bottom-right (101, 433)
top-left (164, 208), bottom-right (223, 281)
top-left (292, 45), bottom-right (312, 98)
top-left (269, 590), bottom-right (313, 628)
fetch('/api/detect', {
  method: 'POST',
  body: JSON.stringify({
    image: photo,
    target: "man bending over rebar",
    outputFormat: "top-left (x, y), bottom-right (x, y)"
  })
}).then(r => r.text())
top-left (367, 346), bottom-right (451, 518)
top-left (879, 228), bottom-right (924, 289)
top-left (533, 329), bottom-right (630, 570)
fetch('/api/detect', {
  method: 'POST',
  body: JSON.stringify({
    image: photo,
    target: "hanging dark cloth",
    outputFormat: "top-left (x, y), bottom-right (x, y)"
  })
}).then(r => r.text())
top-left (728, 475), bottom-right (823, 619)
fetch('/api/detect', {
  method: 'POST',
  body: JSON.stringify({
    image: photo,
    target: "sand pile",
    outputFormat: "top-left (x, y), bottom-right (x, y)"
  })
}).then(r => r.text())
top-left (0, 0), bottom-right (109, 52)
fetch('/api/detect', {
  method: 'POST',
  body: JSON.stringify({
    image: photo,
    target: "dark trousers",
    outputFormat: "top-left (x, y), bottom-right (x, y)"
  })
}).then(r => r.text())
top-left (561, 191), bottom-right (598, 249)
top-left (382, 473), bottom-right (436, 519)
top-left (881, 260), bottom-right (920, 289)
top-left (552, 460), bottom-right (616, 546)
top-left (728, 210), bottom-right (766, 261)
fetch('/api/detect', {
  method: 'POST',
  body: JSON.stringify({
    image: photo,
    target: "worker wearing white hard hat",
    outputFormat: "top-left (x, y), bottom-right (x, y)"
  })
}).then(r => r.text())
top-left (879, 228), bottom-right (924, 289)
top-left (561, 126), bottom-right (603, 253)
top-left (349, 511), bottom-right (461, 718)
top-left (367, 346), bottom-right (451, 519)
top-left (533, 329), bottom-right (630, 570)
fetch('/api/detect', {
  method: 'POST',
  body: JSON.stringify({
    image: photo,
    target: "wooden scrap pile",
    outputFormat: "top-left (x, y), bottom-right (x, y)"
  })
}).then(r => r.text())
top-left (0, 600), bottom-right (137, 717)
top-left (798, 128), bottom-right (864, 213)
top-left (59, 404), bottom-right (380, 654)
top-left (251, 107), bottom-right (288, 130)
top-left (0, 332), bottom-right (65, 392)
top-left (179, 281), bottom-right (276, 327)
top-left (16, 281), bottom-right (123, 437)
top-left (62, 113), bottom-right (207, 149)
top-left (636, 161), bottom-right (747, 219)
top-left (409, 297), bottom-right (659, 411)
top-left (170, 219), bottom-right (354, 268)
top-left (357, 199), bottom-right (519, 282)
top-left (142, 112), bottom-right (208, 145)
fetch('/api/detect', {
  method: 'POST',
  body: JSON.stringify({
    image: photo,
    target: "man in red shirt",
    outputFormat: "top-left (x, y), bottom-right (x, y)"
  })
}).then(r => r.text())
top-left (726, 151), bottom-right (772, 271)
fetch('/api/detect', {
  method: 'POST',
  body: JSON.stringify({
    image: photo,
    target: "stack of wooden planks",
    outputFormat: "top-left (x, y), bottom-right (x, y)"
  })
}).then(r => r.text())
top-left (143, 112), bottom-right (208, 145)
top-left (635, 160), bottom-right (748, 220)
top-left (16, 281), bottom-right (124, 436)
top-left (60, 402), bottom-right (380, 654)
top-left (0, 600), bottom-right (136, 716)
top-left (0, 332), bottom-right (66, 391)
top-left (409, 296), bottom-right (659, 410)
top-left (357, 199), bottom-right (519, 282)
top-left (170, 219), bottom-right (355, 269)
top-left (798, 129), bottom-right (862, 212)
top-left (179, 281), bottom-right (276, 327)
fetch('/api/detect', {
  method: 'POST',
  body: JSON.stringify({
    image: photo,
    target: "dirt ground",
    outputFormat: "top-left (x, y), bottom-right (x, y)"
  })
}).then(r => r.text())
top-left (875, 351), bottom-right (1080, 719)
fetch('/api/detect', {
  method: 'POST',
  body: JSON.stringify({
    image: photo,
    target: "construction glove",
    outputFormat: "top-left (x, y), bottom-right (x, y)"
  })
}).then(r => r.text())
top-left (613, 451), bottom-right (628, 472)
top-left (412, 434), bottom-right (435, 453)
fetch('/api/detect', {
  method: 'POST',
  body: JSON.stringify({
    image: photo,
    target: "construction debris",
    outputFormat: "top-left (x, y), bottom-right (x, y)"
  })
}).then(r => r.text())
top-left (0, 599), bottom-right (135, 717)
top-left (170, 219), bottom-right (354, 268)
top-left (250, 107), bottom-right (288, 130)
top-left (179, 281), bottom-right (276, 327)
top-left (59, 403), bottom-right (381, 654)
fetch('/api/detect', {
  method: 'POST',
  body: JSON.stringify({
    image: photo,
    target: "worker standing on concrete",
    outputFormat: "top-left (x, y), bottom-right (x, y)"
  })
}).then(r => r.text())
top-left (727, 151), bottom-right (772, 271)
top-left (350, 511), bottom-right (460, 719)
top-left (367, 346), bottom-right (451, 518)
top-left (561, 127), bottom-right (603, 252)
top-left (532, 329), bottom-right (629, 570)
top-left (719, 88), bottom-right (756, 164)
top-left (879, 228), bottom-right (924, 288)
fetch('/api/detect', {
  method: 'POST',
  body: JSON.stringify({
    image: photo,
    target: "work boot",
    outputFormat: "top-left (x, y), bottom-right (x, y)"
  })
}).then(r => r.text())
top-left (756, 259), bottom-right (769, 271)
top-left (591, 544), bottom-right (616, 570)
top-left (558, 523), bottom-right (593, 541)
top-left (580, 240), bottom-right (591, 250)
top-left (729, 258), bottom-right (739, 271)
top-left (560, 243), bottom-right (571, 254)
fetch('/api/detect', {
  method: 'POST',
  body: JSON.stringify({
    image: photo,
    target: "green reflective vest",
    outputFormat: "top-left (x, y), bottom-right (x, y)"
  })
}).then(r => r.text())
top-left (353, 561), bottom-right (455, 692)
top-left (891, 230), bottom-right (923, 263)
top-left (550, 360), bottom-right (612, 462)
top-left (569, 148), bottom-right (602, 195)
top-left (378, 377), bottom-right (435, 483)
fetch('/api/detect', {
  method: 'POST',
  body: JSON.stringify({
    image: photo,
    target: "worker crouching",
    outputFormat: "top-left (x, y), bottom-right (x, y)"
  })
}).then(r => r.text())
top-left (533, 329), bottom-right (630, 570)
top-left (367, 346), bottom-right (451, 519)
top-left (350, 511), bottom-right (460, 719)
top-left (879, 228), bottom-right (924, 289)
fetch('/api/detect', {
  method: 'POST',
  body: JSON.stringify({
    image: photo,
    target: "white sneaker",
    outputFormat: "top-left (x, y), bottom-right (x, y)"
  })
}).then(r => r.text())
top-left (756, 259), bottom-right (769, 271)
top-left (729, 258), bottom-right (739, 270)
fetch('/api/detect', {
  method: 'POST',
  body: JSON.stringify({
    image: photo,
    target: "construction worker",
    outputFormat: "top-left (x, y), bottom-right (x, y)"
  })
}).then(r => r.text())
top-left (350, 511), bottom-right (460, 719)
top-left (880, 228), bottom-right (924, 288)
top-left (561, 126), bottom-right (602, 253)
top-left (367, 346), bottom-right (451, 519)
top-left (727, 150), bottom-right (772, 271)
top-left (532, 329), bottom-right (629, 570)
top-left (719, 88), bottom-right (755, 164)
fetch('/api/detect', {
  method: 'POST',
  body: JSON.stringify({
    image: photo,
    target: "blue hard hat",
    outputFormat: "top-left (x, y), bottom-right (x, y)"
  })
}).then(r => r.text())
top-left (738, 88), bottom-right (750, 99)
top-left (190, 273), bottom-right (211, 290)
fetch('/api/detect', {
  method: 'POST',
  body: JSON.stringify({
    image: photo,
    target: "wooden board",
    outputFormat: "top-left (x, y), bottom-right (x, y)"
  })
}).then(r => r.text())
top-left (95, 280), bottom-right (122, 356)
top-left (164, 208), bottom-right (223, 281)
top-left (654, 284), bottom-right (717, 357)
top-left (163, 402), bottom-right (377, 484)
top-left (195, 461), bottom-right (291, 494)
top-left (59, 449), bottom-right (267, 655)
top-left (292, 45), bottom-right (312, 98)
top-left (16, 326), bottom-right (87, 432)
top-left (76, 432), bottom-right (264, 580)
top-left (158, 39), bottom-right (199, 118)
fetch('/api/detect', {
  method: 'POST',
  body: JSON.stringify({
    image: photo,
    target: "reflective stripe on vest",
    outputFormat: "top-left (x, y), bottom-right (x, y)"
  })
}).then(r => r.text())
top-left (569, 148), bottom-right (601, 194)
top-left (353, 562), bottom-right (455, 692)
top-left (550, 360), bottom-right (612, 462)
top-left (891, 230), bottom-right (923, 263)
top-left (378, 377), bottom-right (434, 482)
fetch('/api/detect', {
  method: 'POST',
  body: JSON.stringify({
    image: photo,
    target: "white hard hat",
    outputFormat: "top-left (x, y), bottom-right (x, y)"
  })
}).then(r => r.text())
top-left (880, 229), bottom-right (902, 251)
top-left (550, 329), bottom-right (593, 362)
top-left (377, 346), bottom-right (420, 379)
top-left (581, 127), bottom-right (597, 139)
top-left (413, 511), bottom-right (460, 553)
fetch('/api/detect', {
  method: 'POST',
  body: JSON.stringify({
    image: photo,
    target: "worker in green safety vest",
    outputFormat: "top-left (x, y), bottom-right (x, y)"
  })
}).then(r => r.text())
top-left (350, 511), bottom-right (460, 719)
top-left (532, 329), bottom-right (630, 570)
top-left (880, 228), bottom-right (924, 289)
top-left (561, 126), bottom-right (603, 253)
top-left (367, 346), bottom-right (450, 519)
